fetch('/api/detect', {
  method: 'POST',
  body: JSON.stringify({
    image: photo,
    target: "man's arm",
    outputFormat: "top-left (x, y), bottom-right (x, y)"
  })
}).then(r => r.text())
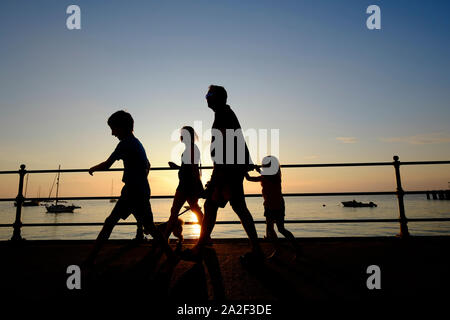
top-left (89, 155), bottom-right (115, 176)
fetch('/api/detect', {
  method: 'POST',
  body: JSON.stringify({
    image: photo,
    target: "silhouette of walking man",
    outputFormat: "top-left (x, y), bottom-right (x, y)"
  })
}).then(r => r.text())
top-left (185, 85), bottom-right (263, 264)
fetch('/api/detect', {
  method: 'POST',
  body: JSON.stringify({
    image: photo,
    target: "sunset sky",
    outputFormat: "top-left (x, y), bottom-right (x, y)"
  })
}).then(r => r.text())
top-left (0, 0), bottom-right (449, 198)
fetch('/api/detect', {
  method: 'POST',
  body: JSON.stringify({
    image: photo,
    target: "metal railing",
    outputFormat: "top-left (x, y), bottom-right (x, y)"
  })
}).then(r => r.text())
top-left (1, 155), bottom-right (450, 241)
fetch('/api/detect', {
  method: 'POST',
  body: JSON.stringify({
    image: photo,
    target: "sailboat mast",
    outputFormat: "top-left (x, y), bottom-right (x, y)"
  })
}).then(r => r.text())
top-left (48, 173), bottom-right (57, 200)
top-left (24, 173), bottom-right (29, 198)
top-left (55, 165), bottom-right (61, 205)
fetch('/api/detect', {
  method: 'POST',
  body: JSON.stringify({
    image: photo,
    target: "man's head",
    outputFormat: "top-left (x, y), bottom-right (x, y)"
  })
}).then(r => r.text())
top-left (206, 85), bottom-right (227, 111)
top-left (108, 110), bottom-right (134, 140)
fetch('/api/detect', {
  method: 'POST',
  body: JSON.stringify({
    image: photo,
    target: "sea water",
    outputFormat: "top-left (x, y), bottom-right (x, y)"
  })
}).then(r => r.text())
top-left (0, 195), bottom-right (449, 240)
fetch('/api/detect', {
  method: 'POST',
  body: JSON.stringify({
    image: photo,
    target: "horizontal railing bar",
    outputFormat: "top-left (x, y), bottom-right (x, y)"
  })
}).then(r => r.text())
top-left (1, 218), bottom-right (450, 228)
top-left (282, 161), bottom-right (450, 167)
top-left (0, 167), bottom-right (202, 174)
top-left (2, 190), bottom-right (447, 202)
top-left (281, 162), bottom-right (393, 168)
top-left (0, 170), bottom-right (20, 175)
top-left (1, 160), bottom-right (449, 175)
top-left (400, 161), bottom-right (450, 165)
top-left (3, 159), bottom-right (449, 241)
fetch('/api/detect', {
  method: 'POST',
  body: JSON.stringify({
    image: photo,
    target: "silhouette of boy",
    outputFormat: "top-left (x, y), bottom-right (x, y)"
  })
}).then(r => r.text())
top-left (185, 85), bottom-right (263, 264)
top-left (85, 110), bottom-right (174, 265)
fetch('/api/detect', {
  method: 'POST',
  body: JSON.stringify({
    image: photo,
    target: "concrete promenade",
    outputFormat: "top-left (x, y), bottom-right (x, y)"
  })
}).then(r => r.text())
top-left (1, 237), bottom-right (449, 312)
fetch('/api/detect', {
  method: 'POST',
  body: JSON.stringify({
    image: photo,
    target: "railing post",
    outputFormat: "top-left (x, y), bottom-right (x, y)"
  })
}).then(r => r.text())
top-left (393, 156), bottom-right (410, 238)
top-left (11, 164), bottom-right (26, 242)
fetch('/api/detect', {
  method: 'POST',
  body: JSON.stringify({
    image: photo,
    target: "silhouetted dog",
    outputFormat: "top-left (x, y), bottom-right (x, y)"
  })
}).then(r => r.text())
top-left (157, 218), bottom-right (184, 245)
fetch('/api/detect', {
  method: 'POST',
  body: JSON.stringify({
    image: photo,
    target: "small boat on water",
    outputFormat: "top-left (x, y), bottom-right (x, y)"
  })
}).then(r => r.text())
top-left (14, 200), bottom-right (40, 207)
top-left (342, 200), bottom-right (377, 208)
top-left (46, 204), bottom-right (81, 213)
top-left (46, 165), bottom-right (81, 213)
top-left (13, 174), bottom-right (40, 207)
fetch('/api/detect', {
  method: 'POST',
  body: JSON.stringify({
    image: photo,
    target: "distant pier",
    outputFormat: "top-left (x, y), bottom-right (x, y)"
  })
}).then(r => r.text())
top-left (426, 190), bottom-right (450, 200)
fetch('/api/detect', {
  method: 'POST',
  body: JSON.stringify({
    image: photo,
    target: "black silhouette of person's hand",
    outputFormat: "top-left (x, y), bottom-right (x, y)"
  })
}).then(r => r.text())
top-left (251, 164), bottom-right (261, 173)
top-left (168, 161), bottom-right (178, 169)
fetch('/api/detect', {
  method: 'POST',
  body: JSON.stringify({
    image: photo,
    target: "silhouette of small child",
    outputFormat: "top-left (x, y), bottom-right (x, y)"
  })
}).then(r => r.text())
top-left (245, 156), bottom-right (302, 260)
top-left (85, 110), bottom-right (175, 266)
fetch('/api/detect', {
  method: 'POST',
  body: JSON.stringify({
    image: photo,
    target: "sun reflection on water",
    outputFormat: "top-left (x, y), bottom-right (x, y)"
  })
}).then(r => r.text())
top-left (187, 211), bottom-right (201, 238)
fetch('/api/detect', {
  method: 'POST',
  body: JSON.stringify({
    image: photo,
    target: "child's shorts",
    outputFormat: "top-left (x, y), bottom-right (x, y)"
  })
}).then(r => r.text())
top-left (264, 206), bottom-right (285, 220)
top-left (112, 186), bottom-right (153, 221)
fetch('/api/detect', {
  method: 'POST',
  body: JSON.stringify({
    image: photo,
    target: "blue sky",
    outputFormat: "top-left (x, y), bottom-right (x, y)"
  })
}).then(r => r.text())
top-left (0, 0), bottom-right (449, 194)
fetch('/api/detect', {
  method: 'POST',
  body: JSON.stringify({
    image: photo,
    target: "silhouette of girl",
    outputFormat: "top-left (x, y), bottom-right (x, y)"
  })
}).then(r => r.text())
top-left (165, 126), bottom-right (205, 241)
top-left (245, 155), bottom-right (302, 260)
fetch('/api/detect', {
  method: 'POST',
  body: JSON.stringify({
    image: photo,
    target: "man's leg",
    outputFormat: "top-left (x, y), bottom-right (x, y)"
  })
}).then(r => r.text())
top-left (230, 195), bottom-right (262, 254)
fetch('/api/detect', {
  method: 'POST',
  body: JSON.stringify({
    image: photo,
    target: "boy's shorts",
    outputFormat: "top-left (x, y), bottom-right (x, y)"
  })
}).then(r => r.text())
top-left (111, 186), bottom-right (153, 222)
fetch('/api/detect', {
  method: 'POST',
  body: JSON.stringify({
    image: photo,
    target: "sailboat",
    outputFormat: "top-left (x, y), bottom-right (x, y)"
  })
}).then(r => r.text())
top-left (46, 165), bottom-right (81, 213)
top-left (109, 179), bottom-right (117, 203)
top-left (41, 173), bottom-right (58, 203)
top-left (14, 174), bottom-right (40, 207)
top-left (342, 200), bottom-right (377, 208)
